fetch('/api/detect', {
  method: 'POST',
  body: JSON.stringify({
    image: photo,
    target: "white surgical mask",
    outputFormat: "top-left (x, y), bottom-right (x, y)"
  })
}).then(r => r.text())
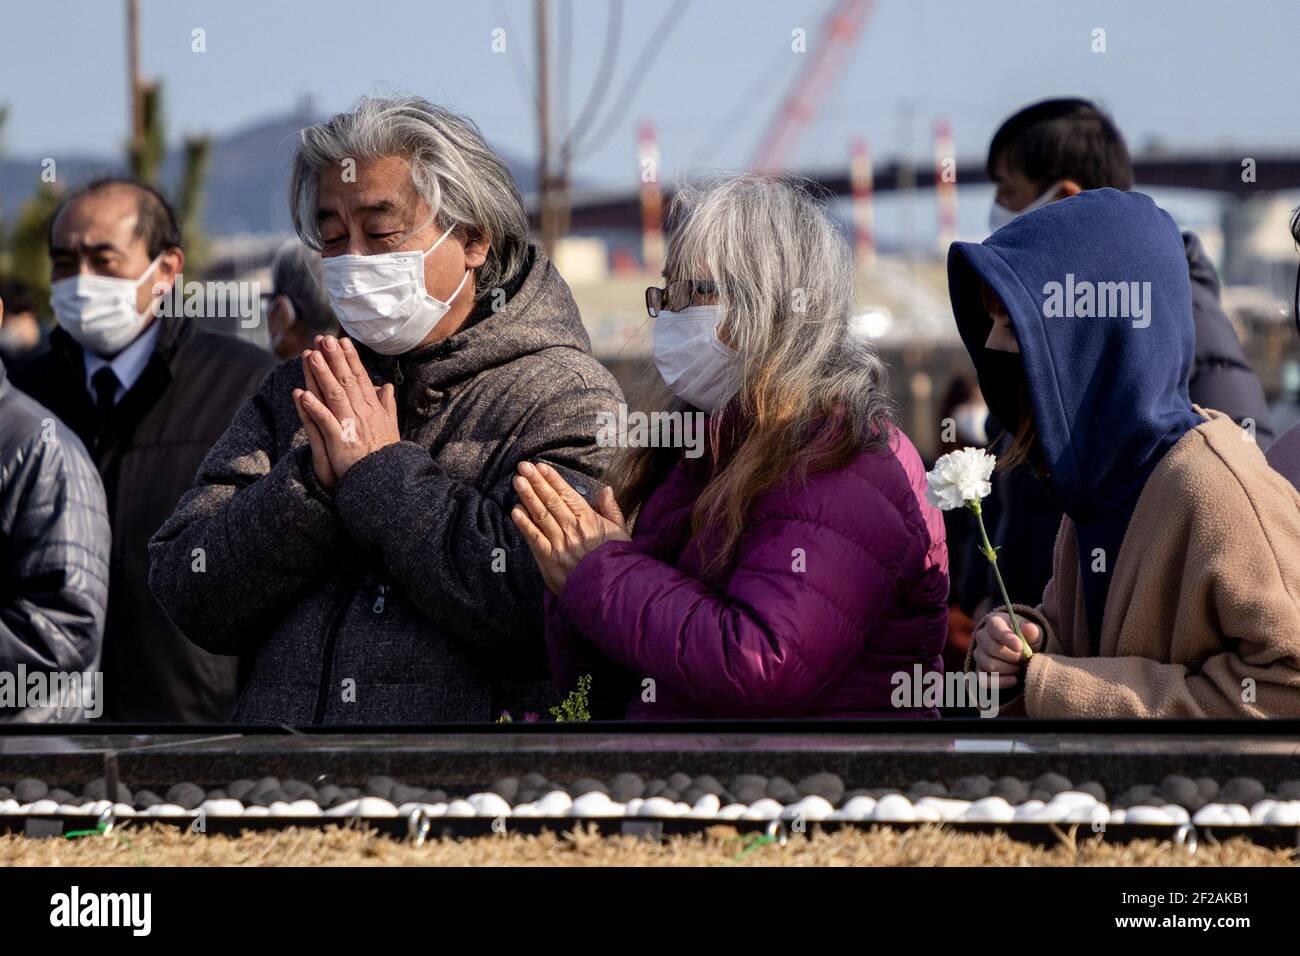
top-left (988, 180), bottom-right (1064, 233)
top-left (652, 305), bottom-right (741, 413)
top-left (50, 256), bottom-right (163, 357)
top-left (321, 224), bottom-right (469, 355)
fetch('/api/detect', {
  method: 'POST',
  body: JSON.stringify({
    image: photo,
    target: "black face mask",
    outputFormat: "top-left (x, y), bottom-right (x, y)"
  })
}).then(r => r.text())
top-left (975, 349), bottom-right (1029, 439)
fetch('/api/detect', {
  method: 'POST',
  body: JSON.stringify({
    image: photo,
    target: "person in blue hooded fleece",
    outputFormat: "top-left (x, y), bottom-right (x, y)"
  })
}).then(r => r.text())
top-left (949, 188), bottom-right (1300, 718)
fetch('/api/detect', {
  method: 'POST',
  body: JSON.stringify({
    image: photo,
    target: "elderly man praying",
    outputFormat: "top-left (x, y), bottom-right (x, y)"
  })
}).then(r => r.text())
top-left (149, 96), bottom-right (622, 724)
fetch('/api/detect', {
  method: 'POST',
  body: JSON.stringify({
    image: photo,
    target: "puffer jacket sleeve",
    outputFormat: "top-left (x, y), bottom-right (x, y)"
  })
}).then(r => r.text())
top-left (1183, 231), bottom-right (1275, 446)
top-left (1, 411), bottom-right (109, 719)
top-left (148, 362), bottom-right (346, 655)
top-left (331, 380), bottom-right (622, 657)
top-left (555, 466), bottom-right (926, 717)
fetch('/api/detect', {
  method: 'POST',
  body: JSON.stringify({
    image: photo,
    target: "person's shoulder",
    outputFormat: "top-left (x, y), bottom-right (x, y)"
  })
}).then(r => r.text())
top-left (0, 386), bottom-right (93, 478)
top-left (185, 326), bottom-right (277, 373)
top-left (1155, 410), bottom-right (1299, 523)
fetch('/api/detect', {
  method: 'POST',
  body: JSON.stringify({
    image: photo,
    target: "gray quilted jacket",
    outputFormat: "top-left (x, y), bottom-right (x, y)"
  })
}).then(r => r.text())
top-left (148, 245), bottom-right (622, 724)
top-left (1, 362), bottom-right (110, 722)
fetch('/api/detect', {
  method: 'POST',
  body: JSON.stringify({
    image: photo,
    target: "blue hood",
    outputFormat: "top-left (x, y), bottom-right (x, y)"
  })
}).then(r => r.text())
top-left (948, 188), bottom-right (1204, 641)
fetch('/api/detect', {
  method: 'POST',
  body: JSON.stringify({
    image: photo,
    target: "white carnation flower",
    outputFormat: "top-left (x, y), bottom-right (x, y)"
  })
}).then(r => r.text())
top-left (925, 447), bottom-right (996, 511)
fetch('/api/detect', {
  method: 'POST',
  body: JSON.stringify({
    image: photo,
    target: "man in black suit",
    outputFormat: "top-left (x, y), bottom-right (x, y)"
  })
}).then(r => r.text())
top-left (12, 178), bottom-right (275, 722)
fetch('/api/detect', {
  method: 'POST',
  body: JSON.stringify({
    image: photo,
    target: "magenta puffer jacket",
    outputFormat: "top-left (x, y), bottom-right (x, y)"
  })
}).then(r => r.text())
top-left (544, 425), bottom-right (949, 719)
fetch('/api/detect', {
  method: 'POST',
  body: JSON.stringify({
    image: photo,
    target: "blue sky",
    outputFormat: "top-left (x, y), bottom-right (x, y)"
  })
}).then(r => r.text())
top-left (3, 0), bottom-right (1297, 243)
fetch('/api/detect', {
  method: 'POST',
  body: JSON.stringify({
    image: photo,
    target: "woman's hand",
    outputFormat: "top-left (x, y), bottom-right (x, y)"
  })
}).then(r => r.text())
top-left (972, 612), bottom-right (1043, 689)
top-left (510, 461), bottom-right (631, 595)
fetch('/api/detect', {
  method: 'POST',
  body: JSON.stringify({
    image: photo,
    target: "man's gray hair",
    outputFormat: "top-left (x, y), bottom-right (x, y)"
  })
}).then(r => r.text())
top-left (288, 95), bottom-right (531, 300)
top-left (270, 240), bottom-right (338, 336)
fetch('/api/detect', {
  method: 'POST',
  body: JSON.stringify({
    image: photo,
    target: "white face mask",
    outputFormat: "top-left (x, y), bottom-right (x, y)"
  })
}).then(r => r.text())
top-left (988, 180), bottom-right (1064, 232)
top-left (652, 304), bottom-right (741, 413)
top-left (321, 224), bottom-right (470, 356)
top-left (50, 256), bottom-right (163, 357)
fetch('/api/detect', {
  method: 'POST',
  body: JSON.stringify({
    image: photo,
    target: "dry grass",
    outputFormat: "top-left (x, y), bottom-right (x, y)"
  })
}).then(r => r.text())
top-left (0, 822), bottom-right (1294, 866)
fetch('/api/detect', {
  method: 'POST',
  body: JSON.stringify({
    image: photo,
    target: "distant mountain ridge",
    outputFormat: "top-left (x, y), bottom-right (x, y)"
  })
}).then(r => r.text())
top-left (0, 108), bottom-right (537, 237)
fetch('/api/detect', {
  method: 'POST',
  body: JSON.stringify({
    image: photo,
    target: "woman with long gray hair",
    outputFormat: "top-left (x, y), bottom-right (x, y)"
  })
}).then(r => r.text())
top-left (511, 174), bottom-right (949, 719)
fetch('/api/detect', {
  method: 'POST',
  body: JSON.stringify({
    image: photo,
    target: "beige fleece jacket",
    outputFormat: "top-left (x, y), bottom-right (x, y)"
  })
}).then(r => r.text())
top-left (970, 409), bottom-right (1300, 718)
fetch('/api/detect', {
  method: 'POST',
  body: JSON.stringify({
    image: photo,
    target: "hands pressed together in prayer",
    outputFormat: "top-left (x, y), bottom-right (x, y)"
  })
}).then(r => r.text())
top-left (510, 460), bottom-right (632, 595)
top-left (292, 335), bottom-right (401, 490)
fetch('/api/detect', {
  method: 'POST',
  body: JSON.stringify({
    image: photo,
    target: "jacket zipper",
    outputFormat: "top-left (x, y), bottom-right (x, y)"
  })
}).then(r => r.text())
top-left (312, 582), bottom-right (356, 724)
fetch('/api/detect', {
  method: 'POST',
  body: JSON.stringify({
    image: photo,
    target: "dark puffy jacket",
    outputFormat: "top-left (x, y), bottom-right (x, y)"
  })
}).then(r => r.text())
top-left (148, 245), bottom-right (623, 725)
top-left (546, 423), bottom-right (950, 719)
top-left (11, 315), bottom-right (275, 722)
top-left (970, 229), bottom-right (1276, 612)
top-left (0, 362), bottom-right (110, 722)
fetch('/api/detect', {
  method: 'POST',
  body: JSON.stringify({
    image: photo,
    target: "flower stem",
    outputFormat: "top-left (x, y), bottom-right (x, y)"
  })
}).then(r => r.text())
top-left (969, 500), bottom-right (1032, 660)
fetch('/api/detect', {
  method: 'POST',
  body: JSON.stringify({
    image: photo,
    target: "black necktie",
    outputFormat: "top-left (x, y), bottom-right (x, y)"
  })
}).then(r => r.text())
top-left (91, 366), bottom-right (119, 448)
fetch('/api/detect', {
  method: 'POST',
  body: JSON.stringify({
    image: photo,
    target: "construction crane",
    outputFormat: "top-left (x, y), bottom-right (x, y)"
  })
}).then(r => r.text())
top-left (750, 0), bottom-right (876, 172)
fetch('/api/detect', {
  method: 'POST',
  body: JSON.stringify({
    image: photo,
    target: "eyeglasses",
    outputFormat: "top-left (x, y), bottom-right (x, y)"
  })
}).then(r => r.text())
top-left (645, 279), bottom-right (719, 318)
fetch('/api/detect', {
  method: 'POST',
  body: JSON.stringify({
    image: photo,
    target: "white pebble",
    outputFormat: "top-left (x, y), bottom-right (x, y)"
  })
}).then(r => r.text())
top-left (838, 796), bottom-right (877, 821)
top-left (1161, 804), bottom-right (1190, 825)
top-left (571, 792), bottom-right (620, 817)
top-left (782, 796), bottom-right (834, 822)
top-left (717, 803), bottom-right (748, 820)
top-left (112, 803), bottom-right (135, 817)
top-left (917, 797), bottom-right (970, 822)
top-left (28, 799), bottom-right (60, 815)
top-left (509, 803), bottom-right (540, 818)
top-left (1250, 800), bottom-right (1277, 826)
top-left (1109, 809), bottom-right (1127, 825)
top-left (1125, 805), bottom-right (1175, 825)
top-left (912, 802), bottom-right (942, 822)
top-left (1051, 791), bottom-right (1098, 811)
top-left (325, 798), bottom-right (360, 817)
top-left (443, 799), bottom-right (475, 818)
top-left (243, 806), bottom-right (270, 817)
top-left (288, 799), bottom-right (321, 816)
top-left (199, 799), bottom-right (244, 817)
top-left (468, 792), bottom-right (512, 818)
top-left (623, 798), bottom-right (643, 817)
top-left (875, 794), bottom-right (917, 822)
top-left (1065, 805), bottom-right (1111, 825)
top-left (57, 804), bottom-right (84, 815)
top-left (268, 801), bottom-right (296, 817)
top-left (1225, 803), bottom-right (1251, 826)
top-left (688, 794), bottom-right (722, 818)
top-left (1012, 800), bottom-right (1046, 822)
top-left (535, 790), bottom-right (573, 817)
top-left (962, 797), bottom-right (1014, 823)
top-left (740, 798), bottom-right (784, 821)
top-left (150, 803), bottom-right (188, 817)
top-left (1192, 803), bottom-right (1235, 826)
top-left (1264, 802), bottom-right (1300, 826)
top-left (421, 802), bottom-right (447, 817)
top-left (0, 799), bottom-right (18, 814)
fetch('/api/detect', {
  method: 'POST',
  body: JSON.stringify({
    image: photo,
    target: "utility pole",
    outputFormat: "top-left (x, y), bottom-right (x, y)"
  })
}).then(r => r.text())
top-left (127, 0), bottom-right (143, 159)
top-left (535, 0), bottom-right (556, 255)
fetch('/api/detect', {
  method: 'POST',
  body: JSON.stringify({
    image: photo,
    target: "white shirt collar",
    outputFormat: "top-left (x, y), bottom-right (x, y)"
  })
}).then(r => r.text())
top-left (83, 320), bottom-right (162, 404)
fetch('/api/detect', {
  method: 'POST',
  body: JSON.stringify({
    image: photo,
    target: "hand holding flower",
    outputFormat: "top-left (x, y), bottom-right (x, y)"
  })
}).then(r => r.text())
top-left (925, 447), bottom-right (1034, 661)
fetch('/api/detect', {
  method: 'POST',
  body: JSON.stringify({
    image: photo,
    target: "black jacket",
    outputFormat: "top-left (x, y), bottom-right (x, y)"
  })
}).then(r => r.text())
top-left (11, 315), bottom-right (275, 722)
top-left (970, 230), bottom-right (1276, 613)
top-left (0, 361), bottom-right (110, 722)
top-left (148, 246), bottom-right (622, 725)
